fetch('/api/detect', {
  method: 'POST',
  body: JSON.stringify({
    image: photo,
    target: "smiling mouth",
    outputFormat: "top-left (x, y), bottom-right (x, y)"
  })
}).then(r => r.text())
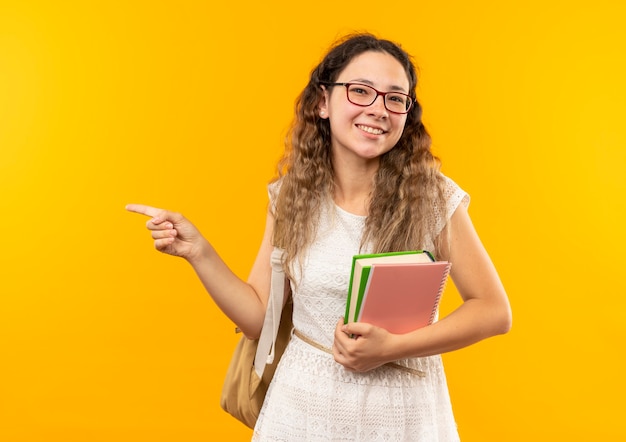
top-left (357, 124), bottom-right (384, 135)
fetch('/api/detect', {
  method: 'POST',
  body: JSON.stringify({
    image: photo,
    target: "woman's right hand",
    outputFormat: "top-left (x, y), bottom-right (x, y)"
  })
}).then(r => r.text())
top-left (126, 204), bottom-right (207, 262)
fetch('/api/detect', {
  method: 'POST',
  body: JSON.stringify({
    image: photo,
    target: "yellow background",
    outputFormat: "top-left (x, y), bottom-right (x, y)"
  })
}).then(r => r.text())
top-left (1, 1), bottom-right (625, 440)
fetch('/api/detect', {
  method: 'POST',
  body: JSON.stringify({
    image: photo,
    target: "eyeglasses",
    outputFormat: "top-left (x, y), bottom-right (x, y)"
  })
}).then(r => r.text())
top-left (320, 82), bottom-right (413, 114)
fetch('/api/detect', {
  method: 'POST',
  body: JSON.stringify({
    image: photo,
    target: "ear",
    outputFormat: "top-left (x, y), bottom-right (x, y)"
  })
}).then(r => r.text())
top-left (318, 85), bottom-right (329, 119)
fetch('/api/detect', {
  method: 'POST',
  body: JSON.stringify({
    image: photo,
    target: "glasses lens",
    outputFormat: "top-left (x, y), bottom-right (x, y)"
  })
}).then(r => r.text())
top-left (346, 84), bottom-right (376, 106)
top-left (385, 93), bottom-right (411, 113)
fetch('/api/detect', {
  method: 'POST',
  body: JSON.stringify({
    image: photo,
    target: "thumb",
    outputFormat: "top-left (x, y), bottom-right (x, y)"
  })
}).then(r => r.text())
top-left (341, 320), bottom-right (365, 338)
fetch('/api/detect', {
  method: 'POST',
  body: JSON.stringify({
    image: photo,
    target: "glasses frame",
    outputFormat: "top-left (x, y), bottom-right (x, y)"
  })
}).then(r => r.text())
top-left (320, 82), bottom-right (413, 114)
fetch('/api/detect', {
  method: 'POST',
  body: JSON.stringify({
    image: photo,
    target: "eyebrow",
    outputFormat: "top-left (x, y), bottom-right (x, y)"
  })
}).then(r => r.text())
top-left (348, 78), bottom-right (409, 93)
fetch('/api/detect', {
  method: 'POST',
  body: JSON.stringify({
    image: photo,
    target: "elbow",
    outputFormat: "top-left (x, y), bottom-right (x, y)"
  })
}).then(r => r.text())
top-left (233, 301), bottom-right (267, 340)
top-left (236, 320), bottom-right (263, 340)
top-left (494, 302), bottom-right (513, 335)
top-left (241, 326), bottom-right (262, 341)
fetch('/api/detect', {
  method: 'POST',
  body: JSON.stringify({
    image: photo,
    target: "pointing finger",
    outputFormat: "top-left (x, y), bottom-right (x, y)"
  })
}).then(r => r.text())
top-left (125, 204), bottom-right (162, 218)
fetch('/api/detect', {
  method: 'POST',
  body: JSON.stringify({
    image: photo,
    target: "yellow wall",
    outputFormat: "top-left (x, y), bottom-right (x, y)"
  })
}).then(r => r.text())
top-left (1, 1), bottom-right (625, 440)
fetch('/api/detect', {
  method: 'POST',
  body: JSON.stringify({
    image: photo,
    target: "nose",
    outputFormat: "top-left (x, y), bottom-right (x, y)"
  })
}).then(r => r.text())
top-left (367, 94), bottom-right (388, 116)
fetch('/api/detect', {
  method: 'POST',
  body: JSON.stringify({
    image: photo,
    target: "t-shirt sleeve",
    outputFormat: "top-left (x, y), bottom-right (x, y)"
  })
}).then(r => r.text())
top-left (430, 175), bottom-right (470, 244)
top-left (267, 179), bottom-right (283, 214)
top-left (443, 175), bottom-right (470, 219)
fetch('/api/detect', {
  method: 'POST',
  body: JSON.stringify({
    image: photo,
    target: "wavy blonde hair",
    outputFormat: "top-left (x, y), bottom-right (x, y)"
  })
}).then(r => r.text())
top-left (271, 33), bottom-right (448, 276)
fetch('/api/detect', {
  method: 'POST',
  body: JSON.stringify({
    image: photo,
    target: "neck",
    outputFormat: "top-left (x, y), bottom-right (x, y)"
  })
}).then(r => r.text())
top-left (332, 159), bottom-right (378, 216)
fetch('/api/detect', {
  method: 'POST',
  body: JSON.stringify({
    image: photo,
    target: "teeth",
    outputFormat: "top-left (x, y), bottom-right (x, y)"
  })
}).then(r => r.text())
top-left (357, 125), bottom-right (383, 135)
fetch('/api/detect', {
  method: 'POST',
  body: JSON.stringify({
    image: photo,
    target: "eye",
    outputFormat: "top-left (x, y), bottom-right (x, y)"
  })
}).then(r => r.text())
top-left (350, 86), bottom-right (371, 95)
top-left (388, 94), bottom-right (406, 104)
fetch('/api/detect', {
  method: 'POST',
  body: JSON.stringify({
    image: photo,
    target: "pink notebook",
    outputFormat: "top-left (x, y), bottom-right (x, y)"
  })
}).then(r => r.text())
top-left (357, 261), bottom-right (451, 334)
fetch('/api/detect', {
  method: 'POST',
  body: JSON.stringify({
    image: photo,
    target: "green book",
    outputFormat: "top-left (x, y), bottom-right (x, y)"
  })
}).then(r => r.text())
top-left (344, 250), bottom-right (435, 325)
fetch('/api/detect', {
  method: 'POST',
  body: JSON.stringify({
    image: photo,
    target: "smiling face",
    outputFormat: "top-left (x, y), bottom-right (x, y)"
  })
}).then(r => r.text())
top-left (319, 50), bottom-right (410, 163)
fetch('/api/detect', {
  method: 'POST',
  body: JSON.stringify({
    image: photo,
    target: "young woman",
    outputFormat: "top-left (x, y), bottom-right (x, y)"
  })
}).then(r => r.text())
top-left (127, 33), bottom-right (511, 441)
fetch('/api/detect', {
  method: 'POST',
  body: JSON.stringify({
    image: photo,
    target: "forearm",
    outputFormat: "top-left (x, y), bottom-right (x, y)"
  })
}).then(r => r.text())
top-left (187, 238), bottom-right (266, 337)
top-left (392, 295), bottom-right (512, 360)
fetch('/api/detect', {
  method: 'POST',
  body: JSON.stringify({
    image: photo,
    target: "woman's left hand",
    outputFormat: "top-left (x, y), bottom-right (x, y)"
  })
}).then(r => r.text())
top-left (332, 318), bottom-right (394, 372)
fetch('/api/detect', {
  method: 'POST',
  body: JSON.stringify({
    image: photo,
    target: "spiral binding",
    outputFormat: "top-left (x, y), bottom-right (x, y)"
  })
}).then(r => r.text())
top-left (428, 262), bottom-right (451, 325)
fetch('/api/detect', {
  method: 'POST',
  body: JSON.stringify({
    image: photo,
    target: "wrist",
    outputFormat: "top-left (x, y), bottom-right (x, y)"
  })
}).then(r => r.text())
top-left (186, 237), bottom-right (213, 267)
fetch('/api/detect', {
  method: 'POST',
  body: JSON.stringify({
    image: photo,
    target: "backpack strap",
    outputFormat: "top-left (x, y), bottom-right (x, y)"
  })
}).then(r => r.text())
top-left (253, 247), bottom-right (286, 378)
